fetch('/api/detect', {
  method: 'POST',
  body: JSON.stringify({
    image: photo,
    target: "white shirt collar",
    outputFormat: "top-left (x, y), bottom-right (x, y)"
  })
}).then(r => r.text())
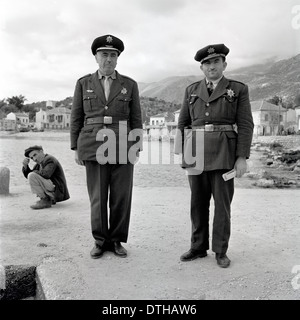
top-left (98, 70), bottom-right (116, 80)
top-left (206, 76), bottom-right (223, 87)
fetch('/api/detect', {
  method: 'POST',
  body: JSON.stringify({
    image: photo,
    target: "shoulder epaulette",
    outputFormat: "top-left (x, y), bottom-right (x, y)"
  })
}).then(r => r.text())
top-left (78, 73), bottom-right (91, 80)
top-left (118, 73), bottom-right (136, 83)
top-left (227, 78), bottom-right (246, 86)
top-left (187, 80), bottom-right (201, 89)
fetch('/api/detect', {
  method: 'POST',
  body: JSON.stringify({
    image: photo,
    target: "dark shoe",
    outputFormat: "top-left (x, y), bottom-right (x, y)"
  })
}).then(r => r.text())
top-left (113, 242), bottom-right (127, 257)
top-left (30, 198), bottom-right (52, 209)
top-left (180, 249), bottom-right (207, 262)
top-left (90, 244), bottom-right (104, 259)
top-left (51, 198), bottom-right (56, 205)
top-left (216, 253), bottom-right (231, 268)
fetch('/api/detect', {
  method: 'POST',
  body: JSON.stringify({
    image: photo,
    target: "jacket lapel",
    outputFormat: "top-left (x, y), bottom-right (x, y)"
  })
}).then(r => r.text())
top-left (89, 71), bottom-right (106, 105)
top-left (198, 79), bottom-right (209, 102)
top-left (208, 76), bottom-right (229, 102)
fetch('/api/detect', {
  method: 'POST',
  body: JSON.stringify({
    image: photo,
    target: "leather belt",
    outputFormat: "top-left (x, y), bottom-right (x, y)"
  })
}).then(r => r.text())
top-left (85, 116), bottom-right (128, 125)
top-left (192, 124), bottom-right (234, 132)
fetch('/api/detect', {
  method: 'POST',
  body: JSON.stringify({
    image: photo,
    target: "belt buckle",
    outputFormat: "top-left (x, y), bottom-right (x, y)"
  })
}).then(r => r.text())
top-left (104, 116), bottom-right (112, 124)
top-left (205, 124), bottom-right (214, 131)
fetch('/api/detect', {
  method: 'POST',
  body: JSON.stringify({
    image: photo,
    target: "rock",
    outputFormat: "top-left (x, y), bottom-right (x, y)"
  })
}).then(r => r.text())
top-left (293, 166), bottom-right (300, 173)
top-left (0, 167), bottom-right (10, 194)
top-left (255, 178), bottom-right (274, 188)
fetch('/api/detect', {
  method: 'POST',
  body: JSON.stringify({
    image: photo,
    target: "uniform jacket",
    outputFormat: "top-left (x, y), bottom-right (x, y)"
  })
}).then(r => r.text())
top-left (22, 154), bottom-right (70, 202)
top-left (70, 70), bottom-right (143, 163)
top-left (175, 76), bottom-right (254, 171)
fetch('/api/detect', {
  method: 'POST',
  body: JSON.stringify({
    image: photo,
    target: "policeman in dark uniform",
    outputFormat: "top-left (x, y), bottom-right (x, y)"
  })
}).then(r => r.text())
top-left (175, 44), bottom-right (254, 268)
top-left (70, 35), bottom-right (143, 259)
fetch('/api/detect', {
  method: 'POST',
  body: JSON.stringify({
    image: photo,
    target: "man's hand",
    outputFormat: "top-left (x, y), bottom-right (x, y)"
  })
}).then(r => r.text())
top-left (74, 150), bottom-right (84, 166)
top-left (234, 157), bottom-right (248, 178)
top-left (22, 158), bottom-right (30, 167)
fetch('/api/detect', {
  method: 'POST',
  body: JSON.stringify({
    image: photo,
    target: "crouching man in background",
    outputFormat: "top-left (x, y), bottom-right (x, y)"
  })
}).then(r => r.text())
top-left (22, 145), bottom-right (70, 209)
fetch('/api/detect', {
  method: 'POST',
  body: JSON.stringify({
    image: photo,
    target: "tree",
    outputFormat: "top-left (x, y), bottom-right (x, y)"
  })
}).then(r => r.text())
top-left (266, 95), bottom-right (294, 109)
top-left (6, 95), bottom-right (27, 110)
top-left (0, 99), bottom-right (7, 109)
top-left (267, 95), bottom-right (282, 106)
top-left (2, 104), bottom-right (19, 114)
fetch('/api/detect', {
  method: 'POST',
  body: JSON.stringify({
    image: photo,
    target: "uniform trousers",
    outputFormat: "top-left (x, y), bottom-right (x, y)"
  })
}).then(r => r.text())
top-left (85, 161), bottom-right (134, 246)
top-left (188, 169), bottom-right (234, 254)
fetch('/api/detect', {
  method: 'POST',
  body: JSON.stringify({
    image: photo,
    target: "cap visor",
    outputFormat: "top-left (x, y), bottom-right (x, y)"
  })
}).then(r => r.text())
top-left (201, 53), bottom-right (225, 63)
top-left (96, 47), bottom-right (120, 53)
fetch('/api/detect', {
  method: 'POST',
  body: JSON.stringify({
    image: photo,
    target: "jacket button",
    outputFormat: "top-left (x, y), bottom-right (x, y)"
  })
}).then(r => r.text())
top-left (205, 112), bottom-right (209, 116)
top-left (104, 106), bottom-right (108, 110)
top-left (206, 103), bottom-right (209, 107)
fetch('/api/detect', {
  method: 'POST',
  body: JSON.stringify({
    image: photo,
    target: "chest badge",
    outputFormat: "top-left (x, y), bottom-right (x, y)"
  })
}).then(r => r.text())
top-left (121, 87), bottom-right (127, 95)
top-left (226, 89), bottom-right (235, 98)
top-left (224, 88), bottom-right (236, 102)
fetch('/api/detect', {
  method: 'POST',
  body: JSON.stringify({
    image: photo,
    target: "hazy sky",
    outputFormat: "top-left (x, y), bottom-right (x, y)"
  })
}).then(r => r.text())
top-left (1, 0), bottom-right (299, 103)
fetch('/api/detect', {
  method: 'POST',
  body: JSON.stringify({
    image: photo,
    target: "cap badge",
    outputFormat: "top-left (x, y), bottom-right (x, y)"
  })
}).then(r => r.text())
top-left (121, 87), bottom-right (127, 95)
top-left (207, 47), bottom-right (215, 54)
top-left (106, 36), bottom-right (113, 43)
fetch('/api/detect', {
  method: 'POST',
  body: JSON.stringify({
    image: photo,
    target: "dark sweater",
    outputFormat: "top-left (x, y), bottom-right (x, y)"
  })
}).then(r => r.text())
top-left (22, 154), bottom-right (70, 202)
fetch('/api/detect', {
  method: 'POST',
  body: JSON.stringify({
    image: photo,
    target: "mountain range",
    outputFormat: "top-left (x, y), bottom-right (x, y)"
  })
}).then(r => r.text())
top-left (138, 54), bottom-right (300, 105)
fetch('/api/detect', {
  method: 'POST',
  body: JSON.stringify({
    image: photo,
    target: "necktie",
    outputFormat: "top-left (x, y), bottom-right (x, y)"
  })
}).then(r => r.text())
top-left (104, 76), bottom-right (110, 100)
top-left (207, 81), bottom-right (214, 96)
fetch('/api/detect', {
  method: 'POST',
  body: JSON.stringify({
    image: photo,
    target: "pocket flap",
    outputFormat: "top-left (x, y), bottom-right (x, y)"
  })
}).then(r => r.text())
top-left (83, 94), bottom-right (97, 100)
top-left (117, 96), bottom-right (132, 102)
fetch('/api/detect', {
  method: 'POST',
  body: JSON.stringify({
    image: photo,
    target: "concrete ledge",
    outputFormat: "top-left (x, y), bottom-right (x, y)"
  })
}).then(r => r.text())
top-left (0, 265), bottom-right (36, 300)
top-left (36, 257), bottom-right (85, 300)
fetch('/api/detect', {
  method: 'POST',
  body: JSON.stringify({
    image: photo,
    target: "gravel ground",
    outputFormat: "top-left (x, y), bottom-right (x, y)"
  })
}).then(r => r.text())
top-left (0, 131), bottom-right (300, 300)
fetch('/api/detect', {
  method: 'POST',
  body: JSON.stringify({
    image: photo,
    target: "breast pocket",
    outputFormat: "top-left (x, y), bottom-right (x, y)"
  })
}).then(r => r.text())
top-left (83, 94), bottom-right (97, 112)
top-left (189, 98), bottom-right (205, 121)
top-left (116, 96), bottom-right (132, 114)
top-left (223, 98), bottom-right (237, 120)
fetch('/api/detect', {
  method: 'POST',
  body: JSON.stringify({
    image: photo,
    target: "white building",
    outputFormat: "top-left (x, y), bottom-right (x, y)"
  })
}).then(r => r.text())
top-left (149, 113), bottom-right (166, 126)
top-left (251, 100), bottom-right (288, 136)
top-left (174, 109), bottom-right (181, 123)
top-left (146, 112), bottom-right (176, 140)
top-left (295, 106), bottom-right (300, 131)
top-left (6, 112), bottom-right (29, 125)
top-left (35, 107), bottom-right (71, 130)
top-left (6, 112), bottom-right (29, 130)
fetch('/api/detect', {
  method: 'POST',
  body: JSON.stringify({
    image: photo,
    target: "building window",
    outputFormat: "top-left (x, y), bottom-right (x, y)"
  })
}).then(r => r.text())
top-left (264, 114), bottom-right (268, 121)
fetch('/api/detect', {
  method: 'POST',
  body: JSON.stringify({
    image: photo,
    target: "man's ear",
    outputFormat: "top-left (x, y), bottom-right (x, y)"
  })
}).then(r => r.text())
top-left (223, 61), bottom-right (227, 71)
top-left (200, 64), bottom-right (203, 72)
